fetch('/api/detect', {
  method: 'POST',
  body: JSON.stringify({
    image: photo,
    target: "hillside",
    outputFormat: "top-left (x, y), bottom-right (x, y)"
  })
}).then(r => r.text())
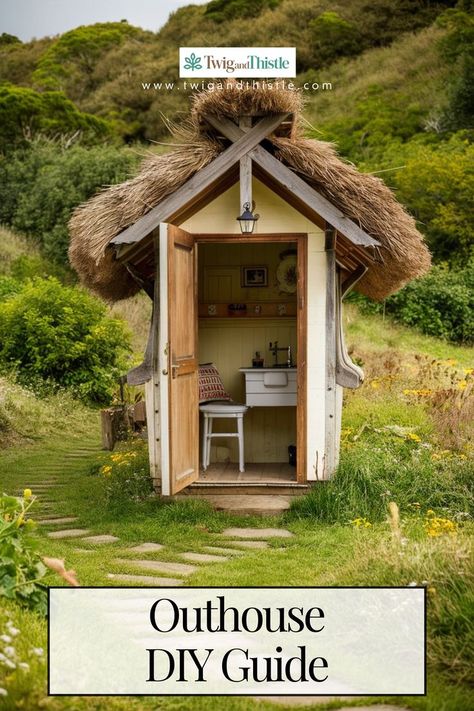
top-left (0, 0), bottom-right (460, 143)
top-left (0, 0), bottom-right (472, 343)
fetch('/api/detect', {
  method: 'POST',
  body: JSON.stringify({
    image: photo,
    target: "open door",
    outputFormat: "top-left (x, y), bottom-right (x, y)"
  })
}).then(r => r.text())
top-left (159, 224), bottom-right (199, 495)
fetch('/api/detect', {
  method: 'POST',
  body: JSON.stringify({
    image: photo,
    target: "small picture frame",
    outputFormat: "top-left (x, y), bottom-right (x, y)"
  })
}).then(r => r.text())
top-left (241, 266), bottom-right (268, 288)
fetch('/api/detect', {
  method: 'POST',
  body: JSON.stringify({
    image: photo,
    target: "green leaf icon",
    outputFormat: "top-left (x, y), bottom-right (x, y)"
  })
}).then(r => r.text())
top-left (183, 52), bottom-right (202, 71)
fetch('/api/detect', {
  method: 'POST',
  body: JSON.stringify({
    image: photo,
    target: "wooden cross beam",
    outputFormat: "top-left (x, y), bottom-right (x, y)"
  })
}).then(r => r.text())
top-left (112, 112), bottom-right (289, 247)
top-left (203, 113), bottom-right (380, 250)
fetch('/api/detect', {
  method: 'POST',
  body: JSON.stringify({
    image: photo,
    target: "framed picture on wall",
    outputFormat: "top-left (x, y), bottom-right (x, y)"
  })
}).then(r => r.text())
top-left (241, 266), bottom-right (268, 288)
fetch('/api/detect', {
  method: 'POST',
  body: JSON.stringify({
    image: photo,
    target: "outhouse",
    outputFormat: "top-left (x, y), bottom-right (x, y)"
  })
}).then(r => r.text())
top-left (69, 83), bottom-right (430, 507)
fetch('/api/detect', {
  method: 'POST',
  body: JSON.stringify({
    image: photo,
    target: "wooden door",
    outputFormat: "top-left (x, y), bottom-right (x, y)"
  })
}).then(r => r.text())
top-left (159, 224), bottom-right (199, 495)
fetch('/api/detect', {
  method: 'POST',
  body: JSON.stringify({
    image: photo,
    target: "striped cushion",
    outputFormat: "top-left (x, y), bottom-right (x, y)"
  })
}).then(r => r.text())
top-left (198, 364), bottom-right (231, 403)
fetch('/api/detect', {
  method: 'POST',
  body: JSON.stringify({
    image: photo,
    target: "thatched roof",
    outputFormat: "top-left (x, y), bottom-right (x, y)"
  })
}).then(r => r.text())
top-left (69, 83), bottom-right (431, 302)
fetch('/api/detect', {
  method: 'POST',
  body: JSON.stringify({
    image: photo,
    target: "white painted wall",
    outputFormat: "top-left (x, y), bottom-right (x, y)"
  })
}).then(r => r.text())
top-left (181, 177), bottom-right (328, 481)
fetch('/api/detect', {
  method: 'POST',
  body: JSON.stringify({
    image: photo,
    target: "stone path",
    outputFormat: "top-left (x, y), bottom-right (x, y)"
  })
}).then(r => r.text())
top-left (222, 527), bottom-right (294, 538)
top-left (255, 700), bottom-right (410, 710)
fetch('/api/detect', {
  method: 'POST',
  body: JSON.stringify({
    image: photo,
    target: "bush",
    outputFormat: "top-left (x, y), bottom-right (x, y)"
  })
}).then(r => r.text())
top-left (349, 263), bottom-right (474, 344)
top-left (392, 135), bottom-right (474, 262)
top-left (0, 139), bottom-right (137, 265)
top-left (0, 277), bottom-right (131, 404)
top-left (309, 11), bottom-right (362, 66)
top-left (0, 491), bottom-right (47, 614)
top-left (0, 83), bottom-right (110, 151)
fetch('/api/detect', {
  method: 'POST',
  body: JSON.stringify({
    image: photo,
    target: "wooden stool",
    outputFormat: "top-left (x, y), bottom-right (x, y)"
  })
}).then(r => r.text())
top-left (199, 402), bottom-right (248, 473)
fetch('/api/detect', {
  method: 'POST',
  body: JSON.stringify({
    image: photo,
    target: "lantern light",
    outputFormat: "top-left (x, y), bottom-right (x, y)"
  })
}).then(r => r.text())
top-left (237, 202), bottom-right (259, 234)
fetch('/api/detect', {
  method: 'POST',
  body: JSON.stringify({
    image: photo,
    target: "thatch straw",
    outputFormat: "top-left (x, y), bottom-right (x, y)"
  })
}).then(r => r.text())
top-left (69, 82), bottom-right (430, 302)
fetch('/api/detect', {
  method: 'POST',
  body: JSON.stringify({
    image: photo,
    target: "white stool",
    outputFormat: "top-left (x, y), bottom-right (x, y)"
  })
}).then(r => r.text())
top-left (199, 402), bottom-right (248, 473)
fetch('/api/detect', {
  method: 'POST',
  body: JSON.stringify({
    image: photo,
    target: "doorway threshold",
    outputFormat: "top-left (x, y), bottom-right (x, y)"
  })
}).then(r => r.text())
top-left (198, 462), bottom-right (297, 484)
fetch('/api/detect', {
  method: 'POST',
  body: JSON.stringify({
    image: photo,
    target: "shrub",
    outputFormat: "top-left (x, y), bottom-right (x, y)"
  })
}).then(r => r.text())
top-left (0, 83), bottom-right (110, 151)
top-left (205, 0), bottom-right (280, 23)
top-left (348, 262), bottom-right (474, 344)
top-left (392, 135), bottom-right (474, 262)
top-left (0, 139), bottom-right (137, 265)
top-left (0, 491), bottom-right (47, 614)
top-left (0, 277), bottom-right (131, 404)
top-left (309, 11), bottom-right (362, 66)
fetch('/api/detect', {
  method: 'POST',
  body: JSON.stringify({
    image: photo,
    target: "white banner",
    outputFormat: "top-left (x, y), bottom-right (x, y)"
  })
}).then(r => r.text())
top-left (49, 587), bottom-right (425, 696)
top-left (179, 47), bottom-right (296, 78)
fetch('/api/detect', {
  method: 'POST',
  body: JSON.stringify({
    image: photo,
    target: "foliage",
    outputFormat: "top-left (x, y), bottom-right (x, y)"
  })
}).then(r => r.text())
top-left (0, 276), bottom-right (22, 301)
top-left (437, 5), bottom-right (474, 129)
top-left (0, 83), bottom-right (110, 151)
top-left (205, 0), bottom-right (281, 23)
top-left (0, 139), bottom-right (138, 264)
top-left (96, 438), bottom-right (153, 512)
top-left (0, 278), bottom-right (131, 404)
top-left (289, 445), bottom-right (473, 524)
top-left (385, 264), bottom-right (474, 344)
top-left (350, 262), bottom-right (474, 344)
top-left (0, 33), bottom-right (21, 47)
top-left (32, 22), bottom-right (141, 96)
top-left (392, 135), bottom-right (474, 262)
top-left (309, 11), bottom-right (361, 66)
top-left (0, 491), bottom-right (47, 614)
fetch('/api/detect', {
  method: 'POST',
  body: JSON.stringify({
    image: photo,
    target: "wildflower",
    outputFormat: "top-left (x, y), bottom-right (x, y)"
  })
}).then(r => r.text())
top-left (351, 517), bottom-right (372, 528)
top-left (23, 488), bottom-right (32, 498)
top-left (18, 662), bottom-right (29, 671)
top-left (427, 587), bottom-right (437, 596)
top-left (458, 380), bottom-right (467, 390)
top-left (407, 581), bottom-right (417, 587)
top-left (5, 624), bottom-right (19, 637)
top-left (0, 635), bottom-right (11, 643)
top-left (101, 465), bottom-right (112, 477)
top-left (425, 515), bottom-right (457, 537)
top-left (32, 648), bottom-right (44, 656)
top-left (4, 646), bottom-right (15, 657)
top-left (406, 433), bottom-right (422, 443)
top-left (0, 688), bottom-right (7, 697)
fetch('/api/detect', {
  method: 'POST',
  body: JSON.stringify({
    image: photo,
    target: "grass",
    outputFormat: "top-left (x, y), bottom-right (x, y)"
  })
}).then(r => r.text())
top-left (1, 272), bottom-right (473, 709)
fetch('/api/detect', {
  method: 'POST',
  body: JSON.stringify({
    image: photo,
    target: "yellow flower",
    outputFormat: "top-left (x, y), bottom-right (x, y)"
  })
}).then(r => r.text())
top-left (23, 488), bottom-right (32, 499)
top-left (351, 517), bottom-right (372, 528)
top-left (101, 465), bottom-right (112, 477)
top-left (458, 380), bottom-right (467, 390)
top-left (406, 433), bottom-right (422, 443)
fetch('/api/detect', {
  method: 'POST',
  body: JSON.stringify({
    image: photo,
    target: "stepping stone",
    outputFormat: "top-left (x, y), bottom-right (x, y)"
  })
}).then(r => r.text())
top-left (128, 542), bottom-right (164, 553)
top-left (115, 559), bottom-right (196, 576)
top-left (227, 540), bottom-right (269, 549)
top-left (47, 529), bottom-right (90, 539)
top-left (107, 573), bottom-right (183, 586)
top-left (254, 696), bottom-right (360, 707)
top-left (81, 535), bottom-right (119, 545)
top-left (37, 517), bottom-right (78, 526)
top-left (181, 552), bottom-right (228, 563)
top-left (222, 527), bottom-right (294, 539)
top-left (203, 546), bottom-right (245, 555)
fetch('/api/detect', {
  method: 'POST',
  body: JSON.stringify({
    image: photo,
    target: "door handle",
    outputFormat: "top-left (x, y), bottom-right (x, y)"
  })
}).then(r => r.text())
top-left (171, 363), bottom-right (181, 378)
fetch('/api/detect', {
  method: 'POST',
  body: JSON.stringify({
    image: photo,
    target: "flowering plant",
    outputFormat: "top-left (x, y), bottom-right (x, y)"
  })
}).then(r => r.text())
top-left (0, 491), bottom-right (47, 614)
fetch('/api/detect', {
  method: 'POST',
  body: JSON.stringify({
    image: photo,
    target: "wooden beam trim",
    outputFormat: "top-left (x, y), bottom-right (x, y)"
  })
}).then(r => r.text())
top-left (204, 113), bottom-right (380, 250)
top-left (111, 113), bottom-right (289, 247)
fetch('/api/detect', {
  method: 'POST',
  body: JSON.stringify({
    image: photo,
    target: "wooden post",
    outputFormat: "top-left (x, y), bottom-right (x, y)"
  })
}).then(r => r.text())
top-left (145, 233), bottom-right (161, 491)
top-left (324, 224), bottom-right (337, 479)
top-left (239, 116), bottom-right (252, 213)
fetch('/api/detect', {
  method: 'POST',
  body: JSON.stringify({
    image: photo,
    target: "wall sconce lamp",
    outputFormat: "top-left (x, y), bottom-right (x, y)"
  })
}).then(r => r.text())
top-left (237, 202), bottom-right (259, 234)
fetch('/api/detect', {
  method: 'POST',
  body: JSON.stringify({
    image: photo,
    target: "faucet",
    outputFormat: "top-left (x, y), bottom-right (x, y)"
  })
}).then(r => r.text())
top-left (269, 341), bottom-right (293, 368)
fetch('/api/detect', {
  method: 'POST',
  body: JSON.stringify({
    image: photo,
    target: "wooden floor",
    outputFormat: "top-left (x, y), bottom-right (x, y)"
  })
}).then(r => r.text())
top-left (198, 462), bottom-right (296, 483)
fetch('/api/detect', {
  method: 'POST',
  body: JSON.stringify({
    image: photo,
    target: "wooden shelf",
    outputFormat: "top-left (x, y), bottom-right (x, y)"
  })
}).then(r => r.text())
top-left (198, 302), bottom-right (297, 318)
